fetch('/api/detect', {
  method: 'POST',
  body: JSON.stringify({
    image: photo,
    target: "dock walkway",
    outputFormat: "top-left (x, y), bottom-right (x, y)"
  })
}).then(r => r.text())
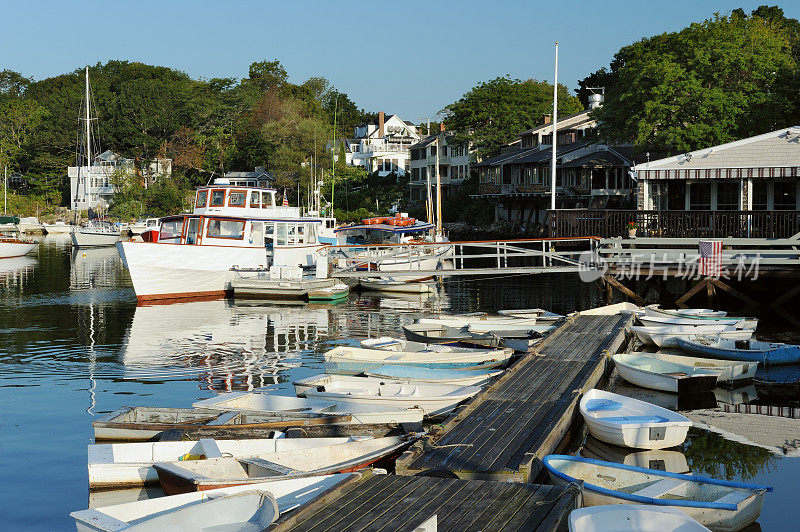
top-left (396, 313), bottom-right (631, 482)
top-left (268, 471), bottom-right (580, 532)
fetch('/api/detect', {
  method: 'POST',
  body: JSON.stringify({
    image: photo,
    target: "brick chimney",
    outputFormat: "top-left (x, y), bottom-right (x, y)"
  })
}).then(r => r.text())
top-left (543, 114), bottom-right (551, 125)
top-left (378, 111), bottom-right (385, 137)
top-left (440, 122), bottom-right (445, 132)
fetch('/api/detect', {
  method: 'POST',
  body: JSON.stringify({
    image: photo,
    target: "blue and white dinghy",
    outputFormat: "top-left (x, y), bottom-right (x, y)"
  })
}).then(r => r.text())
top-left (579, 389), bottom-right (692, 449)
top-left (544, 455), bottom-right (772, 532)
top-left (676, 337), bottom-right (800, 365)
top-left (569, 505), bottom-right (710, 532)
top-left (364, 364), bottom-right (503, 386)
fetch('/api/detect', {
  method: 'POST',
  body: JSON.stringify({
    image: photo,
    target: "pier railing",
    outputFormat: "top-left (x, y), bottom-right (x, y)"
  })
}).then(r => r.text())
top-left (548, 209), bottom-right (800, 239)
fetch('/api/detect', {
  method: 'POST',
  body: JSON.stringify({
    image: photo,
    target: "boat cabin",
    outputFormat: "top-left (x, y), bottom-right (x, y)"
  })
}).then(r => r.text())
top-left (335, 220), bottom-right (435, 245)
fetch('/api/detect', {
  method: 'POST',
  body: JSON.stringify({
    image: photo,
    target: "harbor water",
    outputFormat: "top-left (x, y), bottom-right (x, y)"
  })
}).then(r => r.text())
top-left (0, 235), bottom-right (798, 530)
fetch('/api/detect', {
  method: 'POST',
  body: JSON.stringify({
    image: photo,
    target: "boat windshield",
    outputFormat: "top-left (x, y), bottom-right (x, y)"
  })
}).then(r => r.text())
top-left (159, 219), bottom-right (184, 243)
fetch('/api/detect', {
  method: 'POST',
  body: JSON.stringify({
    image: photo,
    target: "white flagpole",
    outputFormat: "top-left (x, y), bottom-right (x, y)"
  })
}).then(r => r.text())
top-left (550, 41), bottom-right (559, 211)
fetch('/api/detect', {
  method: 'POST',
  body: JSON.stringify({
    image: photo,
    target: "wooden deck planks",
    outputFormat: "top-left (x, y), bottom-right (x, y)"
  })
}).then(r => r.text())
top-left (400, 313), bottom-right (631, 479)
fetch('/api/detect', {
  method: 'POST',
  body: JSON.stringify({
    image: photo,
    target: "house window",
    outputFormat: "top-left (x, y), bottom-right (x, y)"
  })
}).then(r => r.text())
top-left (209, 189), bottom-right (225, 207)
top-left (716, 181), bottom-right (739, 210)
top-left (206, 219), bottom-right (245, 239)
top-left (689, 182), bottom-right (712, 210)
top-left (753, 181), bottom-right (768, 209)
top-left (196, 190), bottom-right (208, 208)
top-left (774, 181), bottom-right (797, 210)
top-left (430, 146), bottom-right (436, 156)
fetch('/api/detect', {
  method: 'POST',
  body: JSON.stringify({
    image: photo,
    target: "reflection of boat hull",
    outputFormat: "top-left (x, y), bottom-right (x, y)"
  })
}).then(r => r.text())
top-left (118, 241), bottom-right (269, 303)
top-left (71, 230), bottom-right (120, 247)
top-left (0, 240), bottom-right (37, 258)
top-left (581, 435), bottom-right (690, 473)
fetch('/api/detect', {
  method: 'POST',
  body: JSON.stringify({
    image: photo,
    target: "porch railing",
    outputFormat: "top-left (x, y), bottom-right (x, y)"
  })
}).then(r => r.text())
top-left (548, 209), bottom-right (800, 239)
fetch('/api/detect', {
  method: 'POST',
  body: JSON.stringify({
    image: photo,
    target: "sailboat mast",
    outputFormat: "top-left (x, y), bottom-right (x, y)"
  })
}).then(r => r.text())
top-left (84, 66), bottom-right (91, 200)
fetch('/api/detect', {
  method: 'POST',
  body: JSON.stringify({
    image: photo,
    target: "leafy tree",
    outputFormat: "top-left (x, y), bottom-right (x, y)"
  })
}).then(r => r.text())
top-left (443, 77), bottom-right (583, 159)
top-left (581, 7), bottom-right (800, 153)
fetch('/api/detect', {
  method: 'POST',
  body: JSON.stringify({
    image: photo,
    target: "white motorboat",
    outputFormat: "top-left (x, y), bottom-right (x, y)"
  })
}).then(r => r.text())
top-left (544, 455), bottom-right (772, 532)
top-left (635, 352), bottom-right (758, 383)
top-left (0, 237), bottom-right (37, 258)
top-left (17, 216), bottom-right (43, 233)
top-left (569, 505), bottom-right (710, 532)
top-left (323, 345), bottom-right (511, 372)
top-left (191, 392), bottom-right (425, 425)
top-left (88, 436), bottom-right (369, 488)
top-left (629, 325), bottom-right (753, 348)
top-left (611, 353), bottom-right (719, 394)
top-left (579, 389), bottom-right (692, 449)
top-left (42, 221), bottom-right (74, 234)
top-left (117, 182), bottom-right (332, 303)
top-left (71, 473), bottom-right (352, 532)
top-left (71, 221), bottom-right (121, 247)
top-left (638, 314), bottom-right (757, 331)
top-left (153, 436), bottom-right (413, 494)
top-left (364, 365), bottom-right (504, 386)
top-left (294, 374), bottom-right (481, 416)
top-left (128, 217), bottom-right (160, 235)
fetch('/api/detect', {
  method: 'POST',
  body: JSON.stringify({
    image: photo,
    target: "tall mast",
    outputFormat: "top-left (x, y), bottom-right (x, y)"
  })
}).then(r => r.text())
top-left (550, 42), bottom-right (558, 211)
top-left (84, 66), bottom-right (91, 199)
top-left (435, 133), bottom-right (442, 236)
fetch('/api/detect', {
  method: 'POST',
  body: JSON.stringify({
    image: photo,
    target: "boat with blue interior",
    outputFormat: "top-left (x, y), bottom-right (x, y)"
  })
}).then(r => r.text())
top-left (117, 178), bottom-right (331, 303)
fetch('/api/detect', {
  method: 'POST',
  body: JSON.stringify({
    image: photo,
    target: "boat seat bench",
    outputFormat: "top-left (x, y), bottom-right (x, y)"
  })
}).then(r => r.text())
top-left (240, 457), bottom-right (297, 476)
top-left (601, 415), bottom-right (669, 424)
top-left (714, 491), bottom-right (751, 506)
top-left (632, 479), bottom-right (687, 498)
top-left (585, 399), bottom-right (622, 412)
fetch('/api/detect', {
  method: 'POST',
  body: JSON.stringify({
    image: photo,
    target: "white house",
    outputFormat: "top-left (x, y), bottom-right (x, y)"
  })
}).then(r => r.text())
top-left (70, 150), bottom-right (172, 210)
top-left (344, 112), bottom-right (420, 176)
top-left (634, 126), bottom-right (800, 211)
top-left (408, 131), bottom-right (471, 203)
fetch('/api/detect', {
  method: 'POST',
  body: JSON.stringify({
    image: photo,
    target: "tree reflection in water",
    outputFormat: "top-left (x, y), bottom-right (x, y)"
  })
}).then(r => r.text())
top-left (680, 427), bottom-right (778, 481)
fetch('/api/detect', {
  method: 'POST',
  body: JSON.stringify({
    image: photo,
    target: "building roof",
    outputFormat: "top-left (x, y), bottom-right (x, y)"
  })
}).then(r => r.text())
top-left (519, 109), bottom-right (595, 136)
top-left (506, 141), bottom-right (593, 166)
top-left (635, 126), bottom-right (800, 171)
top-left (560, 150), bottom-right (630, 168)
top-left (472, 147), bottom-right (537, 168)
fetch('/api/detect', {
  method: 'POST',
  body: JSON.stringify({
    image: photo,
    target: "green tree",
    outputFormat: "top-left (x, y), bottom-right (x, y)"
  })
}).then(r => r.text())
top-left (443, 77), bottom-right (582, 159)
top-left (582, 7), bottom-right (800, 153)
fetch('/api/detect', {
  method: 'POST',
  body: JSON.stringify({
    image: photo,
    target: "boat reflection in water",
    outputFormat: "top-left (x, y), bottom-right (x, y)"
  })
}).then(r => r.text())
top-left (121, 300), bottom-right (331, 391)
top-left (0, 255), bottom-right (37, 285)
top-left (581, 435), bottom-right (690, 474)
top-left (610, 382), bottom-right (719, 412)
top-left (70, 245), bottom-right (128, 291)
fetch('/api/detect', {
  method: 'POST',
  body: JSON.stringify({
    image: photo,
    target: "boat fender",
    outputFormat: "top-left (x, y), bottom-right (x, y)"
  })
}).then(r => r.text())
top-left (316, 385), bottom-right (326, 392)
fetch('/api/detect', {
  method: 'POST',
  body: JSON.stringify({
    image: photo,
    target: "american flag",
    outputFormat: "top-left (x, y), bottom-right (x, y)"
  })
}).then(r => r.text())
top-left (282, 190), bottom-right (289, 207)
top-left (699, 240), bottom-right (722, 276)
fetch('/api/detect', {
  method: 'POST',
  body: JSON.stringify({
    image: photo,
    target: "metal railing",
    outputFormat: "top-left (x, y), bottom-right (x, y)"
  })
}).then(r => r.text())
top-left (548, 209), bottom-right (800, 239)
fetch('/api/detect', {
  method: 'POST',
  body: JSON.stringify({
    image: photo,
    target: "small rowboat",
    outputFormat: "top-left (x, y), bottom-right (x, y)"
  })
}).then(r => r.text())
top-left (644, 305), bottom-right (727, 319)
top-left (364, 364), bottom-right (503, 386)
top-left (544, 455), bottom-right (772, 532)
top-left (611, 353), bottom-right (719, 394)
top-left (92, 407), bottom-right (353, 442)
top-left (638, 314), bottom-right (757, 331)
top-left (675, 336), bottom-right (800, 365)
top-left (307, 283), bottom-right (349, 301)
top-left (191, 392), bottom-right (425, 425)
top-left (629, 325), bottom-right (753, 348)
top-left (579, 389), bottom-right (692, 449)
top-left (359, 278), bottom-right (434, 293)
top-left (323, 345), bottom-right (511, 371)
top-left (71, 474), bottom-right (352, 532)
top-left (403, 323), bottom-right (503, 348)
top-left (569, 505), bottom-right (710, 532)
top-left (293, 374), bottom-right (481, 416)
top-left (88, 436), bottom-right (368, 488)
top-left (417, 316), bottom-right (540, 328)
top-left (359, 336), bottom-right (510, 356)
top-left (497, 308), bottom-right (564, 323)
top-left (634, 352), bottom-right (758, 383)
top-left (153, 436), bottom-right (413, 494)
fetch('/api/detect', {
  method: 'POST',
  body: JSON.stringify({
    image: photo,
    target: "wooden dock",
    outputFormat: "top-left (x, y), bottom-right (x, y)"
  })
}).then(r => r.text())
top-left (396, 313), bottom-right (631, 482)
top-left (268, 470), bottom-right (580, 532)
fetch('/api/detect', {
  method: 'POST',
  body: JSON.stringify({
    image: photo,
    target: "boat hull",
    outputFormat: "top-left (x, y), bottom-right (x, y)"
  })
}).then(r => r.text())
top-left (676, 338), bottom-right (800, 365)
top-left (71, 231), bottom-right (120, 247)
top-left (0, 241), bottom-right (37, 258)
top-left (117, 241), bottom-right (269, 303)
top-left (613, 358), bottom-right (718, 394)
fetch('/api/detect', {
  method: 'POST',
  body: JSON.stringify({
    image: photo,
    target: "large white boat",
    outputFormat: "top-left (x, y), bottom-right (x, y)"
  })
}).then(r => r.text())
top-left (117, 181), bottom-right (330, 303)
top-left (71, 220), bottom-right (122, 247)
top-left (0, 237), bottom-right (38, 258)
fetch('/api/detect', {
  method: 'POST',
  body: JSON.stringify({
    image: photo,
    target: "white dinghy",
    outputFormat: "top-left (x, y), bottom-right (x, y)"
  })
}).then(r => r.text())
top-left (638, 314), bottom-right (757, 331)
top-left (323, 345), bottom-right (511, 373)
top-left (359, 336), bottom-right (512, 357)
top-left (417, 316), bottom-right (540, 329)
top-left (154, 436), bottom-right (412, 494)
top-left (359, 278), bottom-right (435, 293)
top-left (644, 305), bottom-right (727, 319)
top-left (71, 473), bottom-right (352, 532)
top-left (544, 455), bottom-right (772, 532)
top-left (88, 436), bottom-right (371, 488)
top-left (629, 325), bottom-right (753, 348)
top-left (294, 374), bottom-right (481, 416)
top-left (192, 392), bottom-right (425, 425)
top-left (579, 389), bottom-right (692, 449)
top-left (569, 505), bottom-right (710, 532)
top-left (364, 364), bottom-right (503, 386)
top-left (611, 353), bottom-right (719, 394)
top-left (497, 308), bottom-right (564, 323)
top-left (635, 352), bottom-right (758, 384)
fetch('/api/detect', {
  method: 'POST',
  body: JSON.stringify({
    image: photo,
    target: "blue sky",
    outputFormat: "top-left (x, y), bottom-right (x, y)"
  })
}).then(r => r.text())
top-left (2, 1), bottom-right (798, 122)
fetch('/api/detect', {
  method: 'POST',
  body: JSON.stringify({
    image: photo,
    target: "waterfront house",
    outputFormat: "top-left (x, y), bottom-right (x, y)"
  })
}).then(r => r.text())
top-left (69, 150), bottom-right (172, 210)
top-left (223, 167), bottom-right (275, 187)
top-left (408, 130), bottom-right (471, 204)
top-left (344, 112), bottom-right (420, 176)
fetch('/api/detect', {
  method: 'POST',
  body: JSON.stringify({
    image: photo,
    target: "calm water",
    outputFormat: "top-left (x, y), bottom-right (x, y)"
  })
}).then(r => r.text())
top-left (0, 235), bottom-right (797, 530)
